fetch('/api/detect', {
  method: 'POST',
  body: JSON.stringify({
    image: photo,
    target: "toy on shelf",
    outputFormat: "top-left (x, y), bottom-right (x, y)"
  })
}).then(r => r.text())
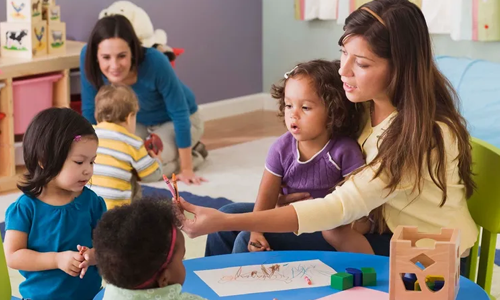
top-left (47, 5), bottom-right (59, 23)
top-left (331, 267), bottom-right (378, 291)
top-left (41, 0), bottom-right (55, 20)
top-left (389, 226), bottom-right (460, 300)
top-left (39, 0), bottom-right (65, 54)
top-left (47, 21), bottom-right (65, 54)
top-left (1, 0), bottom-right (51, 58)
top-left (0, 20), bottom-right (47, 58)
top-left (7, 0), bottom-right (42, 23)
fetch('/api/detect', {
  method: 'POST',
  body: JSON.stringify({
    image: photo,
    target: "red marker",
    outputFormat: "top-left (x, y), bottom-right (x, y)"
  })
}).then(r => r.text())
top-left (304, 276), bottom-right (312, 285)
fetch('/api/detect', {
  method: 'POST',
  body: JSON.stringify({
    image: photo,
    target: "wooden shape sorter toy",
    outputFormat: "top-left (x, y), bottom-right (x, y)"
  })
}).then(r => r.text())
top-left (7, 0), bottom-right (43, 23)
top-left (0, 20), bottom-right (47, 58)
top-left (388, 226), bottom-right (461, 300)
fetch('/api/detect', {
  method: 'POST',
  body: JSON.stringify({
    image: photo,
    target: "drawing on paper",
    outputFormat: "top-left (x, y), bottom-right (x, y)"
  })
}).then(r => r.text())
top-left (195, 259), bottom-right (336, 297)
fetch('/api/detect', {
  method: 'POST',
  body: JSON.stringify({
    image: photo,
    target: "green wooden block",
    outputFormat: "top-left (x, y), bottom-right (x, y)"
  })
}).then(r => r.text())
top-left (361, 267), bottom-right (377, 286)
top-left (331, 272), bottom-right (354, 290)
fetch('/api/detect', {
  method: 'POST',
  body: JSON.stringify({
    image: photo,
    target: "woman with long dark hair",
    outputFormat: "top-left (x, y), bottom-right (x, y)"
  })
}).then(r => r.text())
top-left (179, 0), bottom-right (478, 266)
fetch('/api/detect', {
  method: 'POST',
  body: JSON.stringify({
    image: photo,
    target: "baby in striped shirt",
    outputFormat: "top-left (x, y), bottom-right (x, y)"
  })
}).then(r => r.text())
top-left (90, 83), bottom-right (163, 209)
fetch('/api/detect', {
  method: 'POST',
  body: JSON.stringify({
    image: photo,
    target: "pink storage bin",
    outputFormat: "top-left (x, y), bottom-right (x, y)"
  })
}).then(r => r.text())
top-left (13, 73), bottom-right (63, 135)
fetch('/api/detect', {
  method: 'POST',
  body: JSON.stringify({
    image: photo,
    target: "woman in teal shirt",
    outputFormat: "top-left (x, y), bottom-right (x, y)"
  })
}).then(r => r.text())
top-left (80, 15), bottom-right (207, 185)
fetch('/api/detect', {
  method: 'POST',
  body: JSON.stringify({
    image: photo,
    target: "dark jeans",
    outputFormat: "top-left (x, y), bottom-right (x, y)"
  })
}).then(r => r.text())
top-left (204, 202), bottom-right (393, 257)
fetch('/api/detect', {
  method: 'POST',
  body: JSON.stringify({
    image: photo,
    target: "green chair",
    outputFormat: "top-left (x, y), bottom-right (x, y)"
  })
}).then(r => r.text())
top-left (0, 234), bottom-right (13, 300)
top-left (466, 137), bottom-right (500, 299)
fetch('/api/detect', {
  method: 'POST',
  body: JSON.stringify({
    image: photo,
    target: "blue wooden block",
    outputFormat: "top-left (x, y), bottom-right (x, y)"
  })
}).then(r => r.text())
top-left (346, 268), bottom-right (363, 287)
top-left (402, 274), bottom-right (417, 290)
top-left (404, 273), bottom-right (417, 281)
top-left (434, 280), bottom-right (445, 291)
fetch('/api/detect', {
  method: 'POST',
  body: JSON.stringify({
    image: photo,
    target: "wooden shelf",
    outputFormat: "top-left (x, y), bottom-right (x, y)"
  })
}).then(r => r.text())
top-left (0, 41), bottom-right (84, 80)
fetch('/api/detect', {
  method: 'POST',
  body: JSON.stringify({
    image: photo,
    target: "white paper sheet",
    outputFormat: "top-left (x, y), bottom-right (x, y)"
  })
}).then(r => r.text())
top-left (194, 259), bottom-right (337, 297)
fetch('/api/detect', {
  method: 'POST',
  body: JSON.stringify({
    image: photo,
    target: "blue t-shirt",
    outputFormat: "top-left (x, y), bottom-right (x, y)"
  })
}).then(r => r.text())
top-left (5, 187), bottom-right (107, 300)
top-left (80, 46), bottom-right (198, 148)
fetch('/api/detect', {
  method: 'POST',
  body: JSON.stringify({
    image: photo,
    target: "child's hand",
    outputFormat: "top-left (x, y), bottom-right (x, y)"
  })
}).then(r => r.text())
top-left (248, 232), bottom-right (271, 252)
top-left (56, 251), bottom-right (84, 277)
top-left (77, 245), bottom-right (96, 279)
top-left (148, 149), bottom-right (163, 163)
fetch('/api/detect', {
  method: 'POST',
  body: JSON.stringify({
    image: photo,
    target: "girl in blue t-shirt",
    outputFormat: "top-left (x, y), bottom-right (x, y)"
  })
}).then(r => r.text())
top-left (4, 108), bottom-right (107, 300)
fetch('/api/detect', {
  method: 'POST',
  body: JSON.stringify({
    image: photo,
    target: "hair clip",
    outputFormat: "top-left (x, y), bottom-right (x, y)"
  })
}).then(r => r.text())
top-left (284, 66), bottom-right (298, 79)
top-left (74, 135), bottom-right (82, 142)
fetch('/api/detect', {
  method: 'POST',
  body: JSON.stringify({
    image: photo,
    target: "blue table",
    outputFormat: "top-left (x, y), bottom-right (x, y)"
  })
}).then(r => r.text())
top-left (94, 251), bottom-right (490, 299)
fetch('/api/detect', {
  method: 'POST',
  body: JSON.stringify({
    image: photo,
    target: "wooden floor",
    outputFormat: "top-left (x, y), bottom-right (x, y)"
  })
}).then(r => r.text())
top-left (201, 110), bottom-right (286, 150)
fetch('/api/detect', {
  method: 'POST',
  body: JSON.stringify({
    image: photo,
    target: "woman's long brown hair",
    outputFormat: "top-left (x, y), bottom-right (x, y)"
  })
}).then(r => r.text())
top-left (340, 0), bottom-right (474, 232)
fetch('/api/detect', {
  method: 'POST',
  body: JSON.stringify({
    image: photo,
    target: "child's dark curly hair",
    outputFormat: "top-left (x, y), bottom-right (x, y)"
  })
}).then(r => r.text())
top-left (93, 197), bottom-right (181, 289)
top-left (271, 59), bottom-right (363, 138)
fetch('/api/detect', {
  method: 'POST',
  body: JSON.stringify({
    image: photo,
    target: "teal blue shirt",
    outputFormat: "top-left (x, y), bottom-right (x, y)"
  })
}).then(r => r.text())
top-left (5, 187), bottom-right (107, 300)
top-left (80, 46), bottom-right (198, 148)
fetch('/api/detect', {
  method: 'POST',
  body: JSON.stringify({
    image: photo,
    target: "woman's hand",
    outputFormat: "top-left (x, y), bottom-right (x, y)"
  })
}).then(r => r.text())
top-left (177, 169), bottom-right (207, 185)
top-left (248, 232), bottom-right (271, 252)
top-left (178, 147), bottom-right (207, 185)
top-left (178, 197), bottom-right (224, 238)
top-left (276, 192), bottom-right (312, 207)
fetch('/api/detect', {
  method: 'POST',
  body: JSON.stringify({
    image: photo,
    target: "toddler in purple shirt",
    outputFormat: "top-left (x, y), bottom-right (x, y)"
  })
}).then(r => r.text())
top-left (248, 60), bottom-right (375, 254)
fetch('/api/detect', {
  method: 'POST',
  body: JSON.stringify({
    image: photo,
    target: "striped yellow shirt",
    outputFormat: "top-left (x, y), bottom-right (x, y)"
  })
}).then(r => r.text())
top-left (90, 122), bottom-right (161, 209)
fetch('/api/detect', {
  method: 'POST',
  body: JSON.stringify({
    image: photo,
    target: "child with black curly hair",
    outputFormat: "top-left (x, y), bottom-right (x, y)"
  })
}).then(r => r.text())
top-left (93, 197), bottom-right (206, 300)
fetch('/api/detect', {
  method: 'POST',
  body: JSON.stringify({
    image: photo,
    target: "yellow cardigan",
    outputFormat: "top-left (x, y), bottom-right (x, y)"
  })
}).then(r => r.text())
top-left (291, 111), bottom-right (478, 255)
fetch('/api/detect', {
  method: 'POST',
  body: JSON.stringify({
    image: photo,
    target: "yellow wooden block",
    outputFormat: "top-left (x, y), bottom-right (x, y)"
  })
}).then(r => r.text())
top-left (0, 21), bottom-right (48, 58)
top-left (48, 21), bottom-right (65, 54)
top-left (426, 275), bottom-right (445, 283)
top-left (7, 0), bottom-right (43, 23)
